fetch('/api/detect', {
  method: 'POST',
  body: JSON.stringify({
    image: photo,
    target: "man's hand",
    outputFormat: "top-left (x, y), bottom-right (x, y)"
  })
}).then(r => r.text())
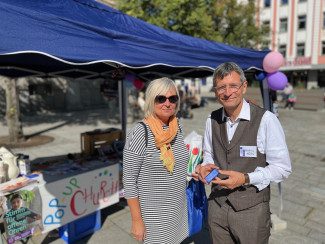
top-left (191, 164), bottom-right (219, 184)
top-left (211, 170), bottom-right (245, 190)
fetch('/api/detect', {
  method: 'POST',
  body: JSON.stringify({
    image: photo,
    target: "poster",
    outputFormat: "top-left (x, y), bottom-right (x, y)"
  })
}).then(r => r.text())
top-left (0, 178), bottom-right (42, 243)
top-left (39, 163), bottom-right (119, 233)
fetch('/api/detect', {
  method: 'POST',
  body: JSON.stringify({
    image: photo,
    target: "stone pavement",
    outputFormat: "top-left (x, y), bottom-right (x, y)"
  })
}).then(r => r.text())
top-left (0, 92), bottom-right (325, 244)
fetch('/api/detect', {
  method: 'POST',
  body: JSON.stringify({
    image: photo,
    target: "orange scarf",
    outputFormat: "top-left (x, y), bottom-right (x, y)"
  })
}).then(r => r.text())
top-left (145, 115), bottom-right (178, 173)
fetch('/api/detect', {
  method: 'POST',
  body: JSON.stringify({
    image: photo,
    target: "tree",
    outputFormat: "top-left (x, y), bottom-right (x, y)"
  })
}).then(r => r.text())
top-left (118, 0), bottom-right (216, 40)
top-left (3, 76), bottom-right (25, 143)
top-left (118, 0), bottom-right (270, 49)
top-left (212, 0), bottom-right (270, 49)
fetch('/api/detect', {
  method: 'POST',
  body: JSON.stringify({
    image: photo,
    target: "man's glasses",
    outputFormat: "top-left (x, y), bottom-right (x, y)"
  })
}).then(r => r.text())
top-left (155, 95), bottom-right (179, 104)
top-left (214, 81), bottom-right (245, 94)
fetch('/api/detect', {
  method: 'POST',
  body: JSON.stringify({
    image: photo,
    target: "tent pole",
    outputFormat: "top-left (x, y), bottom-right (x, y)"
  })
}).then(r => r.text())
top-left (118, 80), bottom-right (127, 138)
top-left (260, 79), bottom-right (272, 112)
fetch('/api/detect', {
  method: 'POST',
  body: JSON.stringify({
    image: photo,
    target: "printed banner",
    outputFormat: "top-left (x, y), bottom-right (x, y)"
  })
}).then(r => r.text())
top-left (0, 184), bottom-right (43, 244)
top-left (39, 163), bottom-right (119, 233)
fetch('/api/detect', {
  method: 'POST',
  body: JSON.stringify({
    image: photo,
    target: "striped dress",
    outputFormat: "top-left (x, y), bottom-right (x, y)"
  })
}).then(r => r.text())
top-left (123, 122), bottom-right (189, 244)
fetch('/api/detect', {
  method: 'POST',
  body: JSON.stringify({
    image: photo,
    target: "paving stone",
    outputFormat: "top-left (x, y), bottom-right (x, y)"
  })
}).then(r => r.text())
top-left (286, 221), bottom-right (311, 236)
top-left (282, 192), bottom-right (309, 205)
top-left (304, 220), bottom-right (325, 235)
top-left (308, 230), bottom-right (325, 243)
top-left (306, 209), bottom-right (325, 225)
top-left (280, 211), bottom-right (308, 226)
top-left (306, 199), bottom-right (325, 210)
top-left (270, 229), bottom-right (321, 244)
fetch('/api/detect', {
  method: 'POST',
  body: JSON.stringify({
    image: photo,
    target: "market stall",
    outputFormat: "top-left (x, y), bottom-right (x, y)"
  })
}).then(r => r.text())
top-left (0, 128), bottom-right (124, 243)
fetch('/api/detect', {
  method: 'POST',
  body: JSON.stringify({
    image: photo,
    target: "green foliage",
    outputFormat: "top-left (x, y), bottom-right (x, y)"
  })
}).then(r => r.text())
top-left (19, 190), bottom-right (36, 206)
top-left (118, 0), bottom-right (270, 49)
top-left (251, 81), bottom-right (260, 88)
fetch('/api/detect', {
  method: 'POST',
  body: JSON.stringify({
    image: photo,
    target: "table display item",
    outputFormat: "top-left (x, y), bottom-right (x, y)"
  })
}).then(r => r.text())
top-left (0, 157), bottom-right (6, 183)
top-left (18, 154), bottom-right (31, 176)
top-left (0, 147), bottom-right (19, 180)
top-left (0, 176), bottom-right (38, 194)
top-left (80, 128), bottom-right (124, 155)
top-left (184, 131), bottom-right (203, 181)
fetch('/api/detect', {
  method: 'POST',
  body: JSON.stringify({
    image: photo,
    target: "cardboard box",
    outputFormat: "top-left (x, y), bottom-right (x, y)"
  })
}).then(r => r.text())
top-left (80, 128), bottom-right (124, 155)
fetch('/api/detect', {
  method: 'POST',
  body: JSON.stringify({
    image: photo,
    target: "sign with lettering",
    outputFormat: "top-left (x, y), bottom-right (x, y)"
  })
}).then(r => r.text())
top-left (1, 186), bottom-right (43, 244)
top-left (39, 163), bottom-right (119, 232)
top-left (284, 57), bottom-right (311, 66)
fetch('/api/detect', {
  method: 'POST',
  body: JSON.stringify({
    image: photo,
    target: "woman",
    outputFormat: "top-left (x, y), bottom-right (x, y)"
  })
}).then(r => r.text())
top-left (285, 90), bottom-right (297, 110)
top-left (123, 77), bottom-right (189, 243)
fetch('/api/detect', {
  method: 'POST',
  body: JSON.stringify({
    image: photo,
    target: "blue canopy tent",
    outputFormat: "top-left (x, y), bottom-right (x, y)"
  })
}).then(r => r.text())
top-left (0, 0), bottom-right (270, 133)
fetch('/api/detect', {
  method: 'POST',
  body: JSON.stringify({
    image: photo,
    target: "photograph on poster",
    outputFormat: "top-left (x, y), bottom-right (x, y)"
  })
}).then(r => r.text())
top-left (1, 188), bottom-right (43, 244)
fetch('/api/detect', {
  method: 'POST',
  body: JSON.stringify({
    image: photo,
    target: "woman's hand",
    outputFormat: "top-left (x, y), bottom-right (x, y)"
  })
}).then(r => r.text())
top-left (131, 219), bottom-right (146, 242)
top-left (127, 198), bottom-right (145, 242)
top-left (191, 164), bottom-right (201, 181)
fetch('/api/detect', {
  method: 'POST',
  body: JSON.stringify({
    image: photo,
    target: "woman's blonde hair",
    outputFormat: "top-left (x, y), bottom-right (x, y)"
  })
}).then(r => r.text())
top-left (144, 77), bottom-right (180, 118)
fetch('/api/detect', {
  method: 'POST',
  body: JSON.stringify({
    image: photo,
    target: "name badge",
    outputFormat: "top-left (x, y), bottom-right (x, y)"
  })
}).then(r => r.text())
top-left (240, 146), bottom-right (257, 158)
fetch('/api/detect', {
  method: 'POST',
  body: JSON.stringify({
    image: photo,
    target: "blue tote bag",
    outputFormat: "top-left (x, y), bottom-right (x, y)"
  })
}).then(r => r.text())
top-left (187, 179), bottom-right (208, 237)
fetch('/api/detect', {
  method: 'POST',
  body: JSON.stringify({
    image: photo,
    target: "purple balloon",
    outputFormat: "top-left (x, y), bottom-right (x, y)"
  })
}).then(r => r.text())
top-left (125, 73), bottom-right (135, 82)
top-left (266, 72), bottom-right (288, 91)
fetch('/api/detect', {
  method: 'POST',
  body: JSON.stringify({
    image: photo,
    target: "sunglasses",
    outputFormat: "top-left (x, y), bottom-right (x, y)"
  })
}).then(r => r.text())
top-left (155, 95), bottom-right (179, 104)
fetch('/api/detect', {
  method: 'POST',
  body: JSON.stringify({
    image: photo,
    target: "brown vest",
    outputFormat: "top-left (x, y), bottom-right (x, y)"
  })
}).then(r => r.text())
top-left (210, 102), bottom-right (270, 211)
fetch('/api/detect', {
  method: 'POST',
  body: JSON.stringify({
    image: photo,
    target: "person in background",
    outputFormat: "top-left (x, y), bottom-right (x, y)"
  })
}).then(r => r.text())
top-left (281, 82), bottom-right (293, 102)
top-left (177, 84), bottom-right (186, 118)
top-left (123, 77), bottom-right (189, 243)
top-left (137, 91), bottom-right (145, 112)
top-left (285, 90), bottom-right (297, 110)
top-left (192, 62), bottom-right (291, 244)
top-left (271, 90), bottom-right (279, 118)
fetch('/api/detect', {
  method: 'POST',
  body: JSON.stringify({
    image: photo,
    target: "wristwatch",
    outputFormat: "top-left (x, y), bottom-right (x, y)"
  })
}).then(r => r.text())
top-left (243, 173), bottom-right (250, 187)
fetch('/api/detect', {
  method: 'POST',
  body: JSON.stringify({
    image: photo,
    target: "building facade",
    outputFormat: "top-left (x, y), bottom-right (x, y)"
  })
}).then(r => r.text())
top-left (257, 0), bottom-right (325, 89)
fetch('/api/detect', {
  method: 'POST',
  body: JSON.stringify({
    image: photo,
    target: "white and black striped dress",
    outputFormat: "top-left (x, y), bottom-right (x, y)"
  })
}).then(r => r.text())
top-left (123, 122), bottom-right (189, 244)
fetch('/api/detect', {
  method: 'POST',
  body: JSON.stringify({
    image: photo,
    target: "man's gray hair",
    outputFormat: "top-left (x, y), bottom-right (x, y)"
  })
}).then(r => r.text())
top-left (213, 62), bottom-right (246, 87)
top-left (144, 77), bottom-right (179, 118)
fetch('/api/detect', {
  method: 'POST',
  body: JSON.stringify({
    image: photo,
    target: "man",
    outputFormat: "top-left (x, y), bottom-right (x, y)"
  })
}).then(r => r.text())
top-left (193, 62), bottom-right (291, 243)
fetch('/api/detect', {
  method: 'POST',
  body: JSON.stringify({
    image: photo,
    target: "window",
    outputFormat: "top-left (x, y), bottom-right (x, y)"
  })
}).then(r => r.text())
top-left (281, 0), bottom-right (288, 5)
top-left (298, 0), bottom-right (307, 2)
top-left (280, 18), bottom-right (288, 32)
top-left (279, 45), bottom-right (287, 58)
top-left (297, 43), bottom-right (305, 57)
top-left (263, 20), bottom-right (270, 29)
top-left (323, 12), bottom-right (325, 28)
top-left (322, 41), bottom-right (325, 55)
top-left (265, 0), bottom-right (271, 7)
top-left (29, 84), bottom-right (52, 95)
top-left (298, 15), bottom-right (306, 30)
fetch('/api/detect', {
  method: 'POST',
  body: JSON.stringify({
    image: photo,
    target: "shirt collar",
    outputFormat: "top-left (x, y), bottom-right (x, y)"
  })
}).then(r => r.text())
top-left (222, 99), bottom-right (251, 122)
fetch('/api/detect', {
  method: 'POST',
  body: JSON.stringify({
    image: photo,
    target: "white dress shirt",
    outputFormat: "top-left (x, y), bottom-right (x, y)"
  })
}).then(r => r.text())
top-left (202, 99), bottom-right (292, 191)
